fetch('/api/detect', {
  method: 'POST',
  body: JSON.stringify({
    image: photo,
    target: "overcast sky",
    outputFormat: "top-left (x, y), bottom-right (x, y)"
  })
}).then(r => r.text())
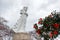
top-left (0, 0), bottom-right (60, 33)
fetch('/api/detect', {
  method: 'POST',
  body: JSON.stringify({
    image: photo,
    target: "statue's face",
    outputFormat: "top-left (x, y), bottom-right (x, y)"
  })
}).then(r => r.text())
top-left (23, 7), bottom-right (28, 12)
top-left (20, 7), bottom-right (28, 14)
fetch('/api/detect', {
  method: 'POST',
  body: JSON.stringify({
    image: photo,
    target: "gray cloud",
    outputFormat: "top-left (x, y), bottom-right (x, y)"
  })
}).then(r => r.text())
top-left (38, 0), bottom-right (59, 10)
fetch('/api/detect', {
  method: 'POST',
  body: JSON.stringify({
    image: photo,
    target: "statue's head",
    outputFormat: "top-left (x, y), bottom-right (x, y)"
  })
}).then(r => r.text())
top-left (23, 7), bottom-right (28, 12)
top-left (20, 6), bottom-right (28, 14)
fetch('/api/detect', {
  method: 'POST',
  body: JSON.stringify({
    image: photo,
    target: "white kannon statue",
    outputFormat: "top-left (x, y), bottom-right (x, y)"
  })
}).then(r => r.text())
top-left (13, 7), bottom-right (28, 33)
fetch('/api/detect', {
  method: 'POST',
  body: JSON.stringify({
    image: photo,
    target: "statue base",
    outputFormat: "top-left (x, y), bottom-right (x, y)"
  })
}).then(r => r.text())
top-left (13, 32), bottom-right (31, 40)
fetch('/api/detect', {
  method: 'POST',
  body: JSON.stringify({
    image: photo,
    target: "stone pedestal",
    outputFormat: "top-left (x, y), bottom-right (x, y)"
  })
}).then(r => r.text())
top-left (13, 32), bottom-right (31, 40)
